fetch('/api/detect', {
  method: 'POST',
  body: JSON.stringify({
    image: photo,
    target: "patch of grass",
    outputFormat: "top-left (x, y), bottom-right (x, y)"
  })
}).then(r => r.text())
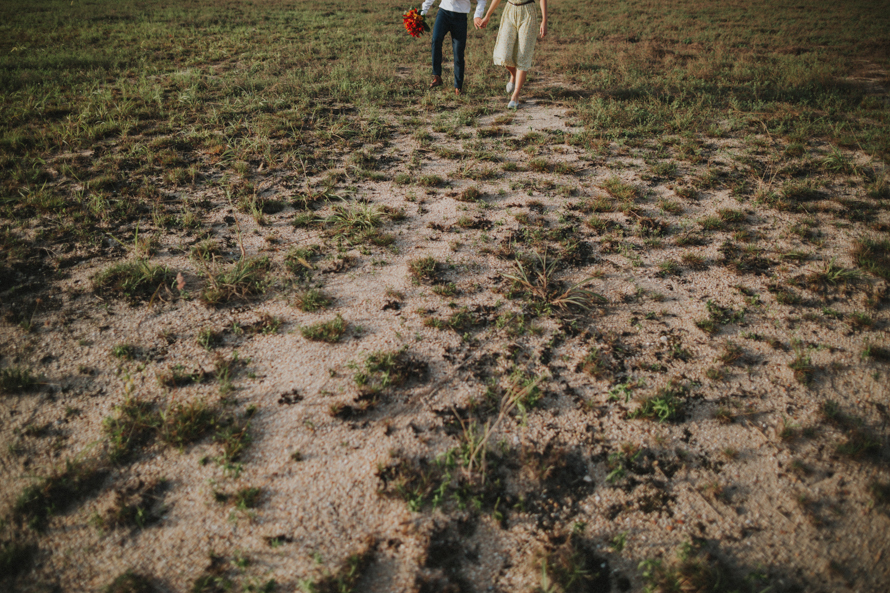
top-left (300, 315), bottom-right (347, 343)
top-left (353, 349), bottom-right (423, 396)
top-left (502, 251), bottom-right (605, 315)
top-left (657, 260), bottom-right (680, 277)
top-left (104, 398), bottom-right (158, 463)
top-left (534, 536), bottom-right (605, 593)
top-left (200, 257), bottom-right (271, 306)
top-left (408, 256), bottom-right (441, 284)
top-left (696, 300), bottom-right (744, 334)
top-left (93, 260), bottom-right (172, 302)
top-left (681, 253), bottom-right (706, 269)
top-left (0, 366), bottom-right (39, 394)
top-left (159, 400), bottom-right (218, 450)
top-left (529, 158), bottom-right (551, 173)
top-left (418, 175), bottom-right (444, 188)
top-left (789, 348), bottom-right (816, 385)
top-left (294, 288), bottom-right (332, 312)
top-left (658, 199), bottom-right (683, 214)
top-left (717, 208), bottom-right (746, 224)
top-left (639, 541), bottom-right (741, 593)
top-left (285, 245), bottom-right (321, 276)
top-left (805, 257), bottom-right (858, 289)
top-left (602, 177), bottom-right (637, 201)
top-left (457, 186), bottom-right (482, 202)
top-left (852, 237), bottom-right (890, 280)
top-left (326, 201), bottom-right (383, 238)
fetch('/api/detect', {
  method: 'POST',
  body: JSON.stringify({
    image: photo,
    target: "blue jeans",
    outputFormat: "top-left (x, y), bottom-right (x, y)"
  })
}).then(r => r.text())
top-left (431, 9), bottom-right (467, 90)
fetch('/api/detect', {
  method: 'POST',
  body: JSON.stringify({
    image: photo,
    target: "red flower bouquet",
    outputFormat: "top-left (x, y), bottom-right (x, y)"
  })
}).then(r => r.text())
top-left (403, 8), bottom-right (429, 38)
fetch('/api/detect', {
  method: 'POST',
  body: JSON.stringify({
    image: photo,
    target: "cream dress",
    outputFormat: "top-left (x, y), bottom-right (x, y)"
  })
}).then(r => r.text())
top-left (492, 2), bottom-right (538, 71)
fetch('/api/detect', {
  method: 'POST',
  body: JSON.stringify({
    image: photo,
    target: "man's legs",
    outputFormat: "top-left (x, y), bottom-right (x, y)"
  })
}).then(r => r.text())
top-left (450, 13), bottom-right (468, 91)
top-left (430, 10), bottom-right (449, 87)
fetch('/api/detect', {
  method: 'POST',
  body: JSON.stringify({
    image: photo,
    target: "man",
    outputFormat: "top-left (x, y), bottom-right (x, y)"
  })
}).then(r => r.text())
top-left (421, 0), bottom-right (487, 95)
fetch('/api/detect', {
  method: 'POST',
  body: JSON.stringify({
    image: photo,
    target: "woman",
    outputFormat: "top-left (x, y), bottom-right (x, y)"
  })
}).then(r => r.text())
top-left (480, 0), bottom-right (548, 108)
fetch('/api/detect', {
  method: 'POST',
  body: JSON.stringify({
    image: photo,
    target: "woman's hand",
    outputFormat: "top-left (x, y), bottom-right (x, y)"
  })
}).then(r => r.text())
top-left (539, 20), bottom-right (547, 39)
top-left (480, 16), bottom-right (491, 28)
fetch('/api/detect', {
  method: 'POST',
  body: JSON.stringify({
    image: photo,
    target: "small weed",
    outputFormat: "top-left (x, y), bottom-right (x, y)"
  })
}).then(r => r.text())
top-left (580, 347), bottom-right (609, 379)
top-left (111, 344), bottom-right (136, 360)
top-left (196, 328), bottom-right (221, 351)
top-left (300, 315), bottom-right (347, 343)
top-left (300, 539), bottom-right (375, 593)
top-left (233, 487), bottom-right (261, 510)
top-left (789, 348), bottom-right (816, 385)
top-left (628, 380), bottom-right (688, 422)
top-left (717, 341), bottom-right (744, 365)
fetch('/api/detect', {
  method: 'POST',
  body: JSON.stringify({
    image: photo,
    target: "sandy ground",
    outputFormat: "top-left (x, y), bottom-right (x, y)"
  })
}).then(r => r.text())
top-left (1, 75), bottom-right (889, 592)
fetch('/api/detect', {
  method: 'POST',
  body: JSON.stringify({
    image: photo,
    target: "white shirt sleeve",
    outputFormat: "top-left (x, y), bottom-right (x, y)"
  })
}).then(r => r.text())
top-left (474, 1), bottom-right (487, 19)
top-left (420, 0), bottom-right (436, 16)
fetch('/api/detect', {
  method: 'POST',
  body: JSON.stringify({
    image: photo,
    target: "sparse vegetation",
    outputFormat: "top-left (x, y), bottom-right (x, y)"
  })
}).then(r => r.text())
top-left (300, 315), bottom-right (347, 343)
top-left (1, 0), bottom-right (888, 589)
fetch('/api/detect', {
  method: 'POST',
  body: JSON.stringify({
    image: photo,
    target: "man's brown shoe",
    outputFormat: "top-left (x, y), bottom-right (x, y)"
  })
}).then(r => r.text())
top-left (455, 88), bottom-right (462, 96)
top-left (429, 76), bottom-right (443, 90)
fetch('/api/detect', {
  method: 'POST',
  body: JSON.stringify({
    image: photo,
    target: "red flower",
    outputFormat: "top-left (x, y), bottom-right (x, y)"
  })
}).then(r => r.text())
top-left (402, 8), bottom-right (429, 38)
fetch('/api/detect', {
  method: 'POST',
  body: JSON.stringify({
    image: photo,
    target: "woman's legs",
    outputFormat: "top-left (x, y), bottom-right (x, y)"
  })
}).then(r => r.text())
top-left (506, 65), bottom-right (516, 85)
top-left (510, 70), bottom-right (527, 103)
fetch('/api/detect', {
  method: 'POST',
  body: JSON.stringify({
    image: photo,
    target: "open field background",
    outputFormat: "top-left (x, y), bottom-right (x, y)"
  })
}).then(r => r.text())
top-left (1, 0), bottom-right (889, 591)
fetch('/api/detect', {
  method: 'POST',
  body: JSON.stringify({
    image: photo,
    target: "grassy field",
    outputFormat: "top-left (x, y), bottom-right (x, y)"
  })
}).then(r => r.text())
top-left (1, 0), bottom-right (889, 591)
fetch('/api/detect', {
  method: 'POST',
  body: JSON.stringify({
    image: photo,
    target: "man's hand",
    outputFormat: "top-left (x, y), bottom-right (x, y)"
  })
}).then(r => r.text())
top-left (539, 20), bottom-right (547, 39)
top-left (474, 17), bottom-right (484, 29)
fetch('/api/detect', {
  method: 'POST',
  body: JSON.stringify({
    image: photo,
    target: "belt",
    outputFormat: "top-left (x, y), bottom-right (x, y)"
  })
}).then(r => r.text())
top-left (508, 1), bottom-right (534, 5)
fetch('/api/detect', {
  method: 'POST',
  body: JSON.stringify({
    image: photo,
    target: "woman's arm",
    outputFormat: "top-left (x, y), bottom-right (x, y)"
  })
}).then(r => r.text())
top-left (540, 0), bottom-right (548, 38)
top-left (480, 0), bottom-right (503, 28)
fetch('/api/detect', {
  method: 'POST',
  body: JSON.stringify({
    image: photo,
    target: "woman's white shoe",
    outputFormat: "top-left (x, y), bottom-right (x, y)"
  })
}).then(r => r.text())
top-left (506, 81), bottom-right (515, 94)
top-left (507, 100), bottom-right (518, 109)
